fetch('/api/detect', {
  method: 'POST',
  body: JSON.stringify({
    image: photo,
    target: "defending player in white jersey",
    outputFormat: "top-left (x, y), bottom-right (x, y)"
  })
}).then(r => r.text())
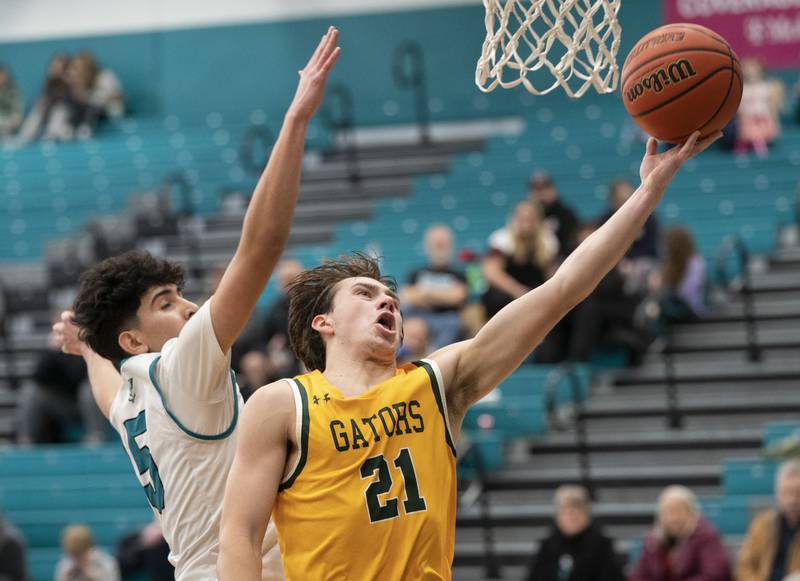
top-left (52, 27), bottom-right (342, 581)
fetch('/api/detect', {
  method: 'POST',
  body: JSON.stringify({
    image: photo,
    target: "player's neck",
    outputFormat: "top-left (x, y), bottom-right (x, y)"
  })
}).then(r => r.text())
top-left (321, 349), bottom-right (396, 397)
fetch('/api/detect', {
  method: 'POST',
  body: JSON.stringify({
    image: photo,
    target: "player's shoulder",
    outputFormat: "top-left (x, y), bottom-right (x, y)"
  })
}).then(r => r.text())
top-left (239, 379), bottom-right (296, 439)
top-left (245, 379), bottom-right (296, 411)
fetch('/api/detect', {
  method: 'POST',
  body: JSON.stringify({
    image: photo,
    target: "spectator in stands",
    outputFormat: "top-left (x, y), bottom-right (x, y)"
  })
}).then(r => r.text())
top-left (537, 223), bottom-right (648, 364)
top-left (236, 350), bottom-right (269, 402)
top-left (17, 53), bottom-right (73, 143)
top-left (650, 226), bottom-right (707, 322)
top-left (55, 524), bottom-right (120, 581)
top-left (15, 327), bottom-right (107, 445)
top-left (482, 200), bottom-right (557, 319)
top-left (525, 485), bottom-right (624, 581)
top-left (116, 520), bottom-right (174, 581)
top-left (629, 485), bottom-right (731, 581)
top-left (0, 512), bottom-right (27, 581)
top-left (528, 171), bottom-right (579, 257)
top-left (736, 58), bottom-right (784, 158)
top-left (599, 180), bottom-right (660, 293)
top-left (736, 460), bottom-right (800, 580)
top-left (0, 64), bottom-right (23, 138)
top-left (65, 52), bottom-right (124, 139)
top-left (235, 258), bottom-right (302, 385)
top-left (400, 225), bottom-right (468, 349)
top-left (397, 317), bottom-right (430, 365)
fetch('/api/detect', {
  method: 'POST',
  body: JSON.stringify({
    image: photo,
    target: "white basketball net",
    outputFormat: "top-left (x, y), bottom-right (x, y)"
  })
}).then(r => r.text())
top-left (476, 0), bottom-right (622, 98)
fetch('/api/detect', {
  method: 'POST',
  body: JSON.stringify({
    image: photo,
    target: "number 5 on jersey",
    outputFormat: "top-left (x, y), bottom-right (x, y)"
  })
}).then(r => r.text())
top-left (123, 410), bottom-right (166, 513)
top-left (361, 448), bottom-right (426, 524)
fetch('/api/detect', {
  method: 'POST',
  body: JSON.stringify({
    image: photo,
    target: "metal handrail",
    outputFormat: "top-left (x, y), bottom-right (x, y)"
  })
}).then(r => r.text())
top-left (239, 125), bottom-right (275, 177)
top-left (392, 40), bottom-right (431, 144)
top-left (457, 437), bottom-right (501, 579)
top-left (321, 83), bottom-right (360, 184)
top-left (543, 364), bottom-right (594, 499)
top-left (715, 234), bottom-right (761, 362)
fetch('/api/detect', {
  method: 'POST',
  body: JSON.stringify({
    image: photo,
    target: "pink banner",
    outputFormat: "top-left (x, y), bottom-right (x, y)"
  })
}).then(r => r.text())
top-left (663, 0), bottom-right (800, 68)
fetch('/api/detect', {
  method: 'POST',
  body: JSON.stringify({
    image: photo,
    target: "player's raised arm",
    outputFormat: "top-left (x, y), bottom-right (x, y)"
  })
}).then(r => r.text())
top-left (210, 28), bottom-right (341, 354)
top-left (432, 132), bottom-right (722, 417)
top-left (52, 311), bottom-right (122, 419)
top-left (217, 382), bottom-right (294, 581)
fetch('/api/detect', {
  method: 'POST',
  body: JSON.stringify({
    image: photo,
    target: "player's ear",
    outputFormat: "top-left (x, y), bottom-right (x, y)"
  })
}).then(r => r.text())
top-left (311, 313), bottom-right (334, 338)
top-left (119, 330), bottom-right (149, 356)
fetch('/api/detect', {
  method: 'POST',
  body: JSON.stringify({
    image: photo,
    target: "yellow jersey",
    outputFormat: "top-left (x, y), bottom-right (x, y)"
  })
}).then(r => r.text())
top-left (273, 359), bottom-right (457, 580)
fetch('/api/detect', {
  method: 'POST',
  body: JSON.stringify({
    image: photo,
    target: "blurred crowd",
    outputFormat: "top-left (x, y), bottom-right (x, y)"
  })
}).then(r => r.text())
top-left (0, 52), bottom-right (124, 146)
top-left (520, 460), bottom-right (800, 581)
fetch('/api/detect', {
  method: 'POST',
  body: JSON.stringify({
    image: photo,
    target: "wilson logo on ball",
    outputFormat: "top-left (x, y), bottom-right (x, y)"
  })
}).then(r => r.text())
top-left (626, 59), bottom-right (698, 103)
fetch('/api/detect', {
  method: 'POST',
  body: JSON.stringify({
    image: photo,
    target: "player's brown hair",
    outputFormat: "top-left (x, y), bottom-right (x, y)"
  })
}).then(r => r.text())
top-left (287, 253), bottom-right (396, 372)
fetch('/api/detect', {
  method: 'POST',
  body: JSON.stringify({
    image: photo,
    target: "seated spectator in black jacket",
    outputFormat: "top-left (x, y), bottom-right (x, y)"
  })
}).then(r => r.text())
top-left (599, 180), bottom-right (660, 293)
top-left (528, 171), bottom-right (579, 258)
top-left (536, 224), bottom-right (648, 364)
top-left (17, 53), bottom-right (72, 143)
top-left (15, 328), bottom-right (107, 444)
top-left (526, 485), bottom-right (623, 581)
top-left (401, 225), bottom-right (468, 349)
top-left (117, 520), bottom-right (174, 581)
top-left (0, 513), bottom-right (27, 581)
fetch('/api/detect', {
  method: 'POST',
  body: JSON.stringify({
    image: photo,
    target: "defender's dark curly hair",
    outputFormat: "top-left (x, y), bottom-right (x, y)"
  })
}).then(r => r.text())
top-left (72, 251), bottom-right (185, 362)
top-left (287, 253), bottom-right (396, 372)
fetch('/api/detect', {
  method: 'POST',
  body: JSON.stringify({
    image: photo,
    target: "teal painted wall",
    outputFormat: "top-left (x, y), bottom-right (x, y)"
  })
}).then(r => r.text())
top-left (0, 2), bottom-right (664, 124)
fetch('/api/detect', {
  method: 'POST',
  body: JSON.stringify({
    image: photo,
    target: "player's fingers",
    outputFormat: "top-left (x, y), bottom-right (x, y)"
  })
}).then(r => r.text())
top-left (61, 310), bottom-right (74, 323)
top-left (646, 137), bottom-right (658, 156)
top-left (307, 29), bottom-right (331, 67)
top-left (320, 46), bottom-right (342, 72)
top-left (318, 28), bottom-right (339, 66)
top-left (679, 131), bottom-right (701, 158)
top-left (693, 131), bottom-right (723, 154)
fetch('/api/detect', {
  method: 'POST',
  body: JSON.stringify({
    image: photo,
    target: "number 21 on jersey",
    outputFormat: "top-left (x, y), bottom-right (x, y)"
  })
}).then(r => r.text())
top-left (360, 447), bottom-right (426, 524)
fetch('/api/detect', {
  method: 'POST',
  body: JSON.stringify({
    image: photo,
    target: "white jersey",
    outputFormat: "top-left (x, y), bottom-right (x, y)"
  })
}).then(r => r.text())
top-left (109, 299), bottom-right (283, 581)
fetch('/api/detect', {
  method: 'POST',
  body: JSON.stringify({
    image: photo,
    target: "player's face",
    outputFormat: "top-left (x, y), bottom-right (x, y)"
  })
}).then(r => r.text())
top-left (132, 284), bottom-right (198, 353)
top-left (327, 277), bottom-right (402, 359)
top-left (658, 497), bottom-right (694, 538)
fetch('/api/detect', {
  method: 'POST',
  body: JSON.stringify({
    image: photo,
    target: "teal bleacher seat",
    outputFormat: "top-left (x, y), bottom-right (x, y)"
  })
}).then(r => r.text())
top-left (763, 421), bottom-right (800, 448)
top-left (722, 458), bottom-right (777, 497)
top-left (0, 444), bottom-right (152, 581)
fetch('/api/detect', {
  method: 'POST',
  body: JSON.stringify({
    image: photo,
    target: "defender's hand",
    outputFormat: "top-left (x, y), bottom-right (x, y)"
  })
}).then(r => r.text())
top-left (639, 131), bottom-right (722, 195)
top-left (287, 27), bottom-right (342, 122)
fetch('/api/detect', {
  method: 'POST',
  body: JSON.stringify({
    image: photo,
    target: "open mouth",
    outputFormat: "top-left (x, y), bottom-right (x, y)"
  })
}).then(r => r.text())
top-left (375, 311), bottom-right (396, 334)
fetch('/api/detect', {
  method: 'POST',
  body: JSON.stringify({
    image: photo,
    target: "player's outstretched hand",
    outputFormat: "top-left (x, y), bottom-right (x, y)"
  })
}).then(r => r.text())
top-left (639, 130), bottom-right (722, 195)
top-left (288, 26), bottom-right (341, 122)
top-left (52, 310), bottom-right (85, 357)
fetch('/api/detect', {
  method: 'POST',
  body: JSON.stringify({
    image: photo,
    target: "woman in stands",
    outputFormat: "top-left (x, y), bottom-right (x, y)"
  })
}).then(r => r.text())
top-left (482, 200), bottom-right (557, 318)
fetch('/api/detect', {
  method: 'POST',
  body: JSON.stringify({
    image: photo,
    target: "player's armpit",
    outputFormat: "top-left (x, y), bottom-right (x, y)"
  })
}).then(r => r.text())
top-left (218, 381), bottom-right (295, 581)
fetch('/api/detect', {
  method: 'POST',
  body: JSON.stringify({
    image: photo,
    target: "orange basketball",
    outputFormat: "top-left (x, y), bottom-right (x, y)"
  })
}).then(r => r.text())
top-left (621, 23), bottom-right (743, 143)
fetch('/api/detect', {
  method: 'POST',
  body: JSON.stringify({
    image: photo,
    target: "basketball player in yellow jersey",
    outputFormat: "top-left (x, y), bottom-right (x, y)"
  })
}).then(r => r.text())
top-left (218, 130), bottom-right (722, 580)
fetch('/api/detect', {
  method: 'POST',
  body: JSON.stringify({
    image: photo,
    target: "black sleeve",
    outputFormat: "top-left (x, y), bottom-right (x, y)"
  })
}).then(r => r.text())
top-left (115, 531), bottom-right (145, 575)
top-left (526, 536), bottom-right (555, 581)
top-left (598, 537), bottom-right (626, 581)
top-left (406, 268), bottom-right (421, 285)
top-left (0, 537), bottom-right (27, 581)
